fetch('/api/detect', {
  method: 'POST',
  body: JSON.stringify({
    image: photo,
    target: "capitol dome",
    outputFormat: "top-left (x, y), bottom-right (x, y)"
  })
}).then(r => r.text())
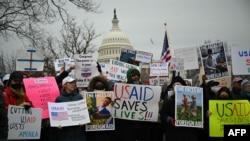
top-left (97, 9), bottom-right (133, 64)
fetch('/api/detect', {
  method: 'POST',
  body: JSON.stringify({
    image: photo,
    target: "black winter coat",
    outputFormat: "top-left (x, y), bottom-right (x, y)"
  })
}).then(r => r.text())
top-left (160, 94), bottom-right (199, 141)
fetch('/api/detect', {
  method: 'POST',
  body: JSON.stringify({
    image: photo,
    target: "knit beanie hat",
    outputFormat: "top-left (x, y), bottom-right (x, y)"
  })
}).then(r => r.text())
top-left (241, 79), bottom-right (250, 88)
top-left (7, 71), bottom-right (23, 86)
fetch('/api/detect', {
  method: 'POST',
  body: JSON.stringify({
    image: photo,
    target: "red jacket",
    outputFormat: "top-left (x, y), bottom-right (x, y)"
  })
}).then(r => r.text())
top-left (3, 87), bottom-right (33, 111)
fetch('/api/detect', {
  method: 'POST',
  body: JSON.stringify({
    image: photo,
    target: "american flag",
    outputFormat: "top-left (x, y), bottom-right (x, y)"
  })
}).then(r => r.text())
top-left (160, 25), bottom-right (171, 63)
top-left (51, 111), bottom-right (69, 121)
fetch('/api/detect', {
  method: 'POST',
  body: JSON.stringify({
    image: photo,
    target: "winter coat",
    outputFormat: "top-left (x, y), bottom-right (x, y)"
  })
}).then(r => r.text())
top-left (3, 87), bottom-right (33, 111)
top-left (0, 90), bottom-right (8, 140)
top-left (55, 90), bottom-right (86, 141)
top-left (160, 94), bottom-right (199, 141)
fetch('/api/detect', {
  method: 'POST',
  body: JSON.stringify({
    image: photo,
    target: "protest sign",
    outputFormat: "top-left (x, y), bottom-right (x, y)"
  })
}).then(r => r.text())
top-left (175, 85), bottom-right (203, 128)
top-left (113, 83), bottom-right (161, 122)
top-left (48, 99), bottom-right (90, 127)
top-left (74, 54), bottom-right (99, 87)
top-left (108, 59), bottom-right (139, 82)
top-left (209, 100), bottom-right (250, 137)
top-left (199, 41), bottom-right (229, 80)
top-left (149, 62), bottom-right (169, 76)
top-left (84, 91), bottom-right (115, 131)
top-left (8, 105), bottom-right (42, 140)
top-left (23, 77), bottom-right (60, 119)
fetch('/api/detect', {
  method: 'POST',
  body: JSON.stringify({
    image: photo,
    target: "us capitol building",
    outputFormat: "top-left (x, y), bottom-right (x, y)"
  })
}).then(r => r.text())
top-left (97, 9), bottom-right (134, 64)
top-left (96, 9), bottom-right (153, 82)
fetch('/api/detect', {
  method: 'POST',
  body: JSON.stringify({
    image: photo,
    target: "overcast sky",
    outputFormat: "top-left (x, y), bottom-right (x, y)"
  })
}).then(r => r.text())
top-left (1, 0), bottom-right (250, 60)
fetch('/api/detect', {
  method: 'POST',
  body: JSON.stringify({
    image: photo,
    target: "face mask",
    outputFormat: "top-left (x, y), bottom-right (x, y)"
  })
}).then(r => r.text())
top-left (211, 86), bottom-right (220, 93)
top-left (133, 80), bottom-right (140, 84)
top-left (11, 83), bottom-right (23, 90)
top-left (94, 84), bottom-right (105, 90)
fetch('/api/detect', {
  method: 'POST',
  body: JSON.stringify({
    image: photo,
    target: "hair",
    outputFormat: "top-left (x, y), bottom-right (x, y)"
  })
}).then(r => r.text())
top-left (105, 97), bottom-right (112, 103)
top-left (217, 86), bottom-right (232, 99)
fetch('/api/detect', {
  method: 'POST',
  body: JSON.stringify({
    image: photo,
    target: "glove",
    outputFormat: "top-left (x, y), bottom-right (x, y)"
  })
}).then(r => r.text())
top-left (166, 116), bottom-right (176, 127)
top-left (170, 118), bottom-right (176, 127)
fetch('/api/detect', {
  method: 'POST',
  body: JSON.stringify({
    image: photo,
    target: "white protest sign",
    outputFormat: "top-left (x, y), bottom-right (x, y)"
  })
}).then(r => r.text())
top-left (169, 58), bottom-right (184, 71)
top-left (16, 49), bottom-right (44, 71)
top-left (54, 58), bottom-right (74, 72)
top-left (48, 99), bottom-right (90, 127)
top-left (149, 62), bottom-right (168, 76)
top-left (231, 46), bottom-right (250, 75)
top-left (74, 54), bottom-right (99, 87)
top-left (8, 105), bottom-right (42, 140)
top-left (174, 47), bottom-right (199, 70)
top-left (108, 59), bottom-right (139, 81)
top-left (113, 83), bottom-right (161, 122)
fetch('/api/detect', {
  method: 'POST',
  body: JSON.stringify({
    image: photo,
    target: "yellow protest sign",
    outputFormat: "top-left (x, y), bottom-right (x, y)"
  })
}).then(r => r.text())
top-left (209, 100), bottom-right (250, 137)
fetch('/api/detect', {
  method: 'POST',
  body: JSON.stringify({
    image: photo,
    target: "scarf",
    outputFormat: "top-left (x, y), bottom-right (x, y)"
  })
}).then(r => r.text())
top-left (240, 90), bottom-right (250, 101)
top-left (10, 87), bottom-right (25, 105)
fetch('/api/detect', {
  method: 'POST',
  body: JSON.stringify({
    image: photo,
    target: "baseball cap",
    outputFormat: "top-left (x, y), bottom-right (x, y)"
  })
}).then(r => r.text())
top-left (233, 77), bottom-right (243, 83)
top-left (62, 76), bottom-right (76, 85)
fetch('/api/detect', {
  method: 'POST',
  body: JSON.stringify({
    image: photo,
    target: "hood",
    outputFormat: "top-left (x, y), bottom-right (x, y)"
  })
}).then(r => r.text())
top-left (88, 75), bottom-right (112, 91)
top-left (170, 76), bottom-right (187, 87)
top-left (126, 68), bottom-right (140, 84)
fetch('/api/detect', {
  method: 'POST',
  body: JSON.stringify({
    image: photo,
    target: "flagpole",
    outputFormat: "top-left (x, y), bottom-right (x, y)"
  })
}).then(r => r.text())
top-left (164, 22), bottom-right (171, 60)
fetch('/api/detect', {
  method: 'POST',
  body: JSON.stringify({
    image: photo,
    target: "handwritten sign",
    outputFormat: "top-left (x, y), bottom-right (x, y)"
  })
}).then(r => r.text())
top-left (150, 62), bottom-right (168, 76)
top-left (8, 105), bottom-right (42, 140)
top-left (23, 77), bottom-right (60, 119)
top-left (108, 59), bottom-right (139, 82)
top-left (48, 99), bottom-right (90, 127)
top-left (174, 47), bottom-right (199, 70)
top-left (113, 83), bottom-right (161, 122)
top-left (231, 46), bottom-right (250, 75)
top-left (169, 58), bottom-right (184, 71)
top-left (209, 100), bottom-right (250, 137)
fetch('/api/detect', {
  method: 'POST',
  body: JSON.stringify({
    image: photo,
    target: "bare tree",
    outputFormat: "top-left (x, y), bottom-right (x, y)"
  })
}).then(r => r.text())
top-left (30, 20), bottom-right (100, 75)
top-left (0, 50), bottom-right (17, 73)
top-left (0, 0), bottom-right (100, 47)
top-left (59, 20), bottom-right (100, 58)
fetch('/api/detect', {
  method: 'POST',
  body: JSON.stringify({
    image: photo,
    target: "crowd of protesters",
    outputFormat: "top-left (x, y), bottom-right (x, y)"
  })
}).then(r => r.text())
top-left (0, 64), bottom-right (250, 141)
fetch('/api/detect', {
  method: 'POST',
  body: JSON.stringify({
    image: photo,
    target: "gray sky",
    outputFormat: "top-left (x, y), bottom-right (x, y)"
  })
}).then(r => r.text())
top-left (1, 0), bottom-right (250, 60)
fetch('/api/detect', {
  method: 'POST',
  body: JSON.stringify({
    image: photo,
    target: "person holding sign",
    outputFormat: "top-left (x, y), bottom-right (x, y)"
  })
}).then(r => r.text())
top-left (3, 71), bottom-right (33, 111)
top-left (54, 76), bottom-right (87, 141)
top-left (85, 75), bottom-right (118, 141)
top-left (160, 75), bottom-right (200, 141)
top-left (116, 68), bottom-right (153, 141)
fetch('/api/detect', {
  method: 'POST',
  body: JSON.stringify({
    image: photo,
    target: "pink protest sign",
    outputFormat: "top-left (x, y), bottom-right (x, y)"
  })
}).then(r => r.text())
top-left (23, 77), bottom-right (60, 119)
